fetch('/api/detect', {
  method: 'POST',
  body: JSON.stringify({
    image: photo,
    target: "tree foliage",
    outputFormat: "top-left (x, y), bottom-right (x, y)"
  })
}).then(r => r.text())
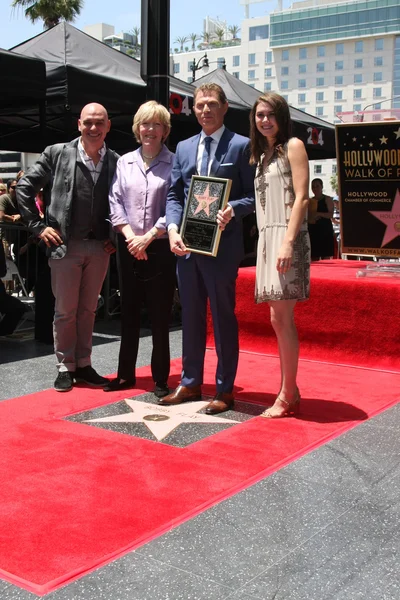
top-left (12, 0), bottom-right (83, 28)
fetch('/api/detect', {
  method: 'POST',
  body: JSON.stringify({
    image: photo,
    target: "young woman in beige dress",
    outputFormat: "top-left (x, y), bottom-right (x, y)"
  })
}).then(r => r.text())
top-left (249, 93), bottom-right (311, 418)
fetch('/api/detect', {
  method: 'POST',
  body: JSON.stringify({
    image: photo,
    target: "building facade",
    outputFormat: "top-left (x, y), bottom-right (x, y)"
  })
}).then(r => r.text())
top-left (170, 0), bottom-right (400, 194)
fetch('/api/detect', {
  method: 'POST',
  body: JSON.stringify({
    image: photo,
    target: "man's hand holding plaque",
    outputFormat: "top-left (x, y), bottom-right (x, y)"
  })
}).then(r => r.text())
top-left (179, 175), bottom-right (233, 257)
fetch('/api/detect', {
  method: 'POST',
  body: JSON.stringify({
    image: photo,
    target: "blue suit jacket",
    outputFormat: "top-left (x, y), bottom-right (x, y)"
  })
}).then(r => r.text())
top-left (166, 128), bottom-right (255, 265)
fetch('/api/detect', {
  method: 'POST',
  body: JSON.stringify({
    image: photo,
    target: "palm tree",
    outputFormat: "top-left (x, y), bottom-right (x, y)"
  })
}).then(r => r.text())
top-left (215, 27), bottom-right (226, 43)
top-left (11, 0), bottom-right (83, 29)
top-left (201, 32), bottom-right (213, 46)
top-left (228, 24), bottom-right (240, 40)
top-left (131, 25), bottom-right (140, 55)
top-left (189, 32), bottom-right (199, 51)
top-left (174, 36), bottom-right (188, 52)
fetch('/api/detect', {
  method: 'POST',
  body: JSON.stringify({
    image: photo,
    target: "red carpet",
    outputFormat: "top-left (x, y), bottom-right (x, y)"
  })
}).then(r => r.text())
top-left (207, 260), bottom-right (400, 371)
top-left (0, 351), bottom-right (399, 596)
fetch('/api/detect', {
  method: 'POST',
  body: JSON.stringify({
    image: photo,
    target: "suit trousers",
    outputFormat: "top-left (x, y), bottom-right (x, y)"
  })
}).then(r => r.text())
top-left (50, 239), bottom-right (110, 372)
top-left (177, 252), bottom-right (239, 394)
top-left (117, 236), bottom-right (176, 383)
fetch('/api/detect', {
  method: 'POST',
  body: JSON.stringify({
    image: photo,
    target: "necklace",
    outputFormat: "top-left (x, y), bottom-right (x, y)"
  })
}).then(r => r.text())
top-left (142, 148), bottom-right (162, 160)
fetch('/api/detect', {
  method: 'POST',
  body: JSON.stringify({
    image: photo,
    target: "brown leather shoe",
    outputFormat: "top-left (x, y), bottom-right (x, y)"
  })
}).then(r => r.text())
top-left (158, 384), bottom-right (202, 405)
top-left (205, 392), bottom-right (234, 415)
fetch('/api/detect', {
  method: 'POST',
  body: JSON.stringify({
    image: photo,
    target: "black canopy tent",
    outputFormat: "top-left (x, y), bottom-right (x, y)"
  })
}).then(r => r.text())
top-left (6, 23), bottom-right (335, 158)
top-left (194, 68), bottom-right (336, 160)
top-left (0, 49), bottom-right (47, 151)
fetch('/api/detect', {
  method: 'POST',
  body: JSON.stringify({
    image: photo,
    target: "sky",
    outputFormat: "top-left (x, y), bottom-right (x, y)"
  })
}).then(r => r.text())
top-left (1, 0), bottom-right (290, 50)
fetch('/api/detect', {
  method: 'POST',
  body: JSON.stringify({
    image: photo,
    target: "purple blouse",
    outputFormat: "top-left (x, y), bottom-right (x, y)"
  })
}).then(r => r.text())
top-left (109, 145), bottom-right (174, 236)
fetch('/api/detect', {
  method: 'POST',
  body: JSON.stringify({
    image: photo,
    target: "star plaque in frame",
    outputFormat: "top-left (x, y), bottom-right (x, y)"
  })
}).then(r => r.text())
top-left (180, 175), bottom-right (232, 257)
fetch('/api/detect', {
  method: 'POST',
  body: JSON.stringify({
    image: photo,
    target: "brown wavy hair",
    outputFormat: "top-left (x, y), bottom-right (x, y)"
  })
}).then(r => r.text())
top-left (249, 93), bottom-right (292, 165)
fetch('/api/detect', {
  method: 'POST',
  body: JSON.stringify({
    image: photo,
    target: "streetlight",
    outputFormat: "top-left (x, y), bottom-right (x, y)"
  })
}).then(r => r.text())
top-left (191, 54), bottom-right (226, 82)
top-left (191, 53), bottom-right (209, 82)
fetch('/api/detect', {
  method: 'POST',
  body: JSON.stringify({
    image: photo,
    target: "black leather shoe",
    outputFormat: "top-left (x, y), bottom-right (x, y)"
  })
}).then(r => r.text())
top-left (103, 378), bottom-right (136, 392)
top-left (74, 366), bottom-right (109, 387)
top-left (205, 392), bottom-right (234, 414)
top-left (54, 371), bottom-right (73, 392)
top-left (153, 383), bottom-right (169, 398)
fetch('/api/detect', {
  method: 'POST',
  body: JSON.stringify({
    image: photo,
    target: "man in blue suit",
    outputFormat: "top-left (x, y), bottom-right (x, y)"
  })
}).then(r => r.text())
top-left (160, 83), bottom-right (255, 414)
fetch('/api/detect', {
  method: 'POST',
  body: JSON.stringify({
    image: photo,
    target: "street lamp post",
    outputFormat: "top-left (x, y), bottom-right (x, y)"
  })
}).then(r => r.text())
top-left (191, 53), bottom-right (209, 83)
top-left (191, 54), bottom-right (226, 83)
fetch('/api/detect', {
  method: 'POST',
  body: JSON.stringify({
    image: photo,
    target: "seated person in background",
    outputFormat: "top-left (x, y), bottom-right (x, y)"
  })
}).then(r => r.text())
top-left (308, 178), bottom-right (334, 261)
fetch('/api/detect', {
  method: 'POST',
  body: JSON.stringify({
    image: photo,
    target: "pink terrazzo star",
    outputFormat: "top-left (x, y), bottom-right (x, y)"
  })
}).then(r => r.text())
top-left (193, 184), bottom-right (219, 217)
top-left (369, 188), bottom-right (400, 247)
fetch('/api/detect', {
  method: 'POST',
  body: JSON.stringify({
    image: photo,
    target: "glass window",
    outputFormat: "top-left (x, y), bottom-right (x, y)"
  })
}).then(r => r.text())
top-left (188, 61), bottom-right (194, 72)
top-left (374, 72), bottom-right (383, 82)
top-left (281, 80), bottom-right (289, 89)
top-left (355, 41), bottom-right (363, 53)
top-left (248, 69), bottom-right (256, 80)
top-left (375, 38), bottom-right (384, 51)
top-left (373, 88), bottom-right (382, 98)
top-left (335, 61), bottom-right (343, 70)
top-left (298, 79), bottom-right (306, 88)
top-left (173, 63), bottom-right (180, 74)
top-left (232, 71), bottom-right (239, 79)
top-left (374, 56), bottom-right (383, 67)
top-left (282, 49), bottom-right (289, 60)
top-left (353, 104), bottom-right (362, 111)
top-left (317, 63), bottom-right (325, 72)
top-left (354, 89), bottom-right (362, 99)
top-left (334, 105), bottom-right (342, 114)
top-left (336, 43), bottom-right (344, 55)
top-left (373, 103), bottom-right (382, 110)
top-left (298, 93), bottom-right (306, 103)
top-left (334, 90), bottom-right (343, 100)
top-left (249, 25), bottom-right (269, 41)
top-left (354, 74), bottom-right (363, 84)
top-left (354, 59), bottom-right (363, 68)
top-left (314, 165), bottom-right (322, 174)
top-left (281, 95), bottom-right (288, 102)
top-left (265, 51), bottom-right (272, 64)
top-left (187, 77), bottom-right (192, 83)
top-left (233, 55), bottom-right (240, 67)
top-left (281, 66), bottom-right (289, 76)
top-left (299, 64), bottom-right (306, 73)
top-left (248, 83), bottom-right (255, 88)
top-left (217, 58), bottom-right (225, 69)
top-left (264, 82), bottom-right (272, 92)
top-left (248, 53), bottom-right (256, 66)
top-left (316, 92), bottom-right (324, 102)
top-left (332, 164), bottom-right (337, 174)
top-left (317, 45), bottom-right (325, 57)
top-left (316, 77), bottom-right (324, 87)
top-left (316, 107), bottom-right (324, 116)
top-left (335, 75), bottom-right (343, 85)
top-left (299, 47), bottom-right (307, 59)
top-left (265, 68), bottom-right (272, 77)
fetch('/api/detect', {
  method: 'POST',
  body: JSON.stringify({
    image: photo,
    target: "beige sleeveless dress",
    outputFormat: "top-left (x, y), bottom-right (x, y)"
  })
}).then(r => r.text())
top-left (255, 143), bottom-right (311, 303)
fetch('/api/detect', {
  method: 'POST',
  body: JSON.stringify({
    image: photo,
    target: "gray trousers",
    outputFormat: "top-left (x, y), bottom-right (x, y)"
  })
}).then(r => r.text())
top-left (49, 239), bottom-right (109, 372)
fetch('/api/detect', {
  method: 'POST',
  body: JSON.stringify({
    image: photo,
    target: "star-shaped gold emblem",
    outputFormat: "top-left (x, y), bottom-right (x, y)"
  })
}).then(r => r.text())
top-left (394, 126), bottom-right (400, 140)
top-left (193, 184), bottom-right (219, 217)
top-left (86, 399), bottom-right (240, 441)
top-left (379, 135), bottom-right (388, 145)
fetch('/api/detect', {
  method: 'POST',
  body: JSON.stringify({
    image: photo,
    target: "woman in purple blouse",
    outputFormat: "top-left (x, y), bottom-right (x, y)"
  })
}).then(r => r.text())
top-left (105, 101), bottom-right (176, 396)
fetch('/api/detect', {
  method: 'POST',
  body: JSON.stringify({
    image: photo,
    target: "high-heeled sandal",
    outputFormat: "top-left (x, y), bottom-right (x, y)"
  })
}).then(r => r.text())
top-left (260, 390), bottom-right (301, 419)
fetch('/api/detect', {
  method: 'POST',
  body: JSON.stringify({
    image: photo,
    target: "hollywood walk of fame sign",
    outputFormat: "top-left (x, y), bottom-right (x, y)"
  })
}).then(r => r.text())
top-left (336, 121), bottom-right (400, 257)
top-left (180, 175), bottom-right (232, 257)
top-left (86, 398), bottom-right (240, 442)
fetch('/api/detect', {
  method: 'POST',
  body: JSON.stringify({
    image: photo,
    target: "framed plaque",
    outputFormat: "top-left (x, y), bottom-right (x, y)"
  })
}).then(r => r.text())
top-left (180, 175), bottom-right (232, 257)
